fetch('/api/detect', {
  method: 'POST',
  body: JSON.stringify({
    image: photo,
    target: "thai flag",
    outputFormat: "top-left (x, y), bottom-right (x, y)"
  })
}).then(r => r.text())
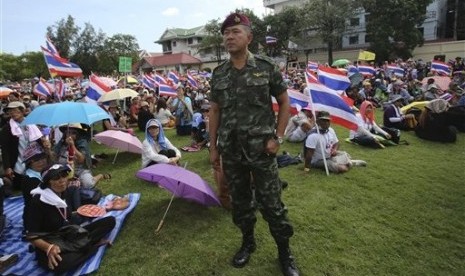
top-left (44, 37), bottom-right (69, 63)
top-left (347, 65), bottom-right (359, 77)
top-left (41, 47), bottom-right (82, 78)
top-left (85, 73), bottom-right (112, 104)
top-left (265, 36), bottom-right (277, 44)
top-left (187, 72), bottom-right (198, 88)
top-left (387, 64), bottom-right (405, 77)
top-left (305, 71), bottom-right (358, 130)
top-left (155, 73), bottom-right (168, 86)
top-left (53, 79), bottom-right (66, 100)
top-left (33, 78), bottom-right (53, 99)
top-left (431, 60), bottom-right (451, 76)
top-left (317, 66), bottom-right (351, 91)
top-left (199, 71), bottom-right (212, 78)
top-left (142, 74), bottom-right (157, 90)
top-left (168, 71), bottom-right (180, 85)
top-left (357, 65), bottom-right (376, 77)
top-left (271, 89), bottom-right (310, 115)
top-left (158, 84), bottom-right (177, 97)
top-left (189, 70), bottom-right (199, 76)
top-left (307, 61), bottom-right (318, 72)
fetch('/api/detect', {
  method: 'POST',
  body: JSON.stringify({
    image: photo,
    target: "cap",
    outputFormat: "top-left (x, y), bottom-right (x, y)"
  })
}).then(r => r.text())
top-left (5, 101), bottom-right (25, 110)
top-left (316, 111), bottom-right (331, 120)
top-left (221, 13), bottom-right (251, 34)
top-left (140, 101), bottom-right (149, 107)
top-left (23, 143), bottom-right (46, 164)
top-left (41, 164), bottom-right (72, 187)
top-left (146, 119), bottom-right (161, 129)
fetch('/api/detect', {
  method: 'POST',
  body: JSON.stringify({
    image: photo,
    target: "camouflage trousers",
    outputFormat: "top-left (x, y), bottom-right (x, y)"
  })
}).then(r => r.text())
top-left (222, 151), bottom-right (294, 241)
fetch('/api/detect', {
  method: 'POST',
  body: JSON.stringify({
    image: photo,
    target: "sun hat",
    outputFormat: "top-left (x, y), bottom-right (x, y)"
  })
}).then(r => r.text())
top-left (5, 101), bottom-right (25, 110)
top-left (23, 143), bottom-right (46, 164)
top-left (59, 123), bottom-right (84, 134)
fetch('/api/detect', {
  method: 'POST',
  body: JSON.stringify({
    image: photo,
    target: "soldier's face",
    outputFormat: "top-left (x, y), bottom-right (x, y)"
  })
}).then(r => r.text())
top-left (223, 25), bottom-right (252, 54)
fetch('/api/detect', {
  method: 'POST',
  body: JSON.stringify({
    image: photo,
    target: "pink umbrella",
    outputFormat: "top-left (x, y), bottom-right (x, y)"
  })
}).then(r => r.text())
top-left (94, 130), bottom-right (142, 163)
top-left (421, 76), bottom-right (451, 91)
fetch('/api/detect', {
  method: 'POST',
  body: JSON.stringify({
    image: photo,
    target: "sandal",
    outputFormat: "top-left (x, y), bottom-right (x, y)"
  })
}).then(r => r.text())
top-left (103, 173), bottom-right (112, 180)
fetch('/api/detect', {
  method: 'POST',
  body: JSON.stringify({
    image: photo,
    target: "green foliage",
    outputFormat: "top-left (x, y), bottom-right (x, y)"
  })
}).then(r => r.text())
top-left (97, 34), bottom-right (140, 75)
top-left (302, 0), bottom-right (360, 64)
top-left (46, 15), bottom-right (80, 58)
top-left (198, 19), bottom-right (223, 64)
top-left (263, 6), bottom-right (304, 57)
top-left (362, 0), bottom-right (434, 61)
top-left (0, 52), bottom-right (48, 81)
top-left (72, 23), bottom-right (106, 76)
top-left (90, 117), bottom-right (465, 275)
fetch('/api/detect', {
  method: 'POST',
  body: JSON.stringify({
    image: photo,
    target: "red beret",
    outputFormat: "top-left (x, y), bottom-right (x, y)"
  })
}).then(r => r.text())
top-left (221, 13), bottom-right (251, 34)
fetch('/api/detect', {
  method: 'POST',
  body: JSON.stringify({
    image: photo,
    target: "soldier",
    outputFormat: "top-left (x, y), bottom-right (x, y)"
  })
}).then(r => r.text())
top-left (209, 12), bottom-right (299, 276)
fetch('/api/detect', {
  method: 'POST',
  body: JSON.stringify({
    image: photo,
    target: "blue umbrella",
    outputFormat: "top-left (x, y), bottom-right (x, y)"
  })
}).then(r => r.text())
top-left (22, 101), bottom-right (110, 126)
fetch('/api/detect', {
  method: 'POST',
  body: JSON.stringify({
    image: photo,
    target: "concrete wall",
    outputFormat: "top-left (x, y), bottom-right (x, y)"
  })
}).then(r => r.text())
top-left (296, 40), bottom-right (465, 64)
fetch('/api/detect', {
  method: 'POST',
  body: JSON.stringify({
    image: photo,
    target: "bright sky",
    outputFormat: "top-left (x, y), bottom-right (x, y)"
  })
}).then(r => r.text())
top-left (0, 0), bottom-right (271, 56)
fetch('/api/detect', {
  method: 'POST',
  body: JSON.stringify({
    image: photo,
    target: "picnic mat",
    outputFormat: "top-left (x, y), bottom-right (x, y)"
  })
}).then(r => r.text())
top-left (0, 193), bottom-right (140, 276)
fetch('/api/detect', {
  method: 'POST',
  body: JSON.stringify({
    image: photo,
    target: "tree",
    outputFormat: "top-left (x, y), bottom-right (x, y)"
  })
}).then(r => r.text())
top-left (0, 52), bottom-right (48, 82)
top-left (301, 0), bottom-right (359, 65)
top-left (362, 0), bottom-right (434, 62)
top-left (97, 34), bottom-right (140, 74)
top-left (72, 23), bottom-right (106, 75)
top-left (46, 15), bottom-right (80, 58)
top-left (198, 19), bottom-right (223, 64)
top-left (262, 6), bottom-right (304, 57)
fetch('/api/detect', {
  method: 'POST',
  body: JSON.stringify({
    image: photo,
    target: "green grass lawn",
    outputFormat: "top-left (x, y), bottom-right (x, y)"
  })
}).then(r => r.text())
top-left (91, 120), bottom-right (465, 276)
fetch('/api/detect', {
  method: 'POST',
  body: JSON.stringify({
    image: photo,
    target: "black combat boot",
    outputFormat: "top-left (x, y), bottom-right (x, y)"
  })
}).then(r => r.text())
top-left (232, 230), bottom-right (256, 268)
top-left (277, 240), bottom-right (299, 276)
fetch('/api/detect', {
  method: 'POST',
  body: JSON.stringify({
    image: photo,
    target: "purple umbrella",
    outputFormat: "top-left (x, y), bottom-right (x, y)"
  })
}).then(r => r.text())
top-left (136, 164), bottom-right (220, 207)
top-left (136, 164), bottom-right (221, 233)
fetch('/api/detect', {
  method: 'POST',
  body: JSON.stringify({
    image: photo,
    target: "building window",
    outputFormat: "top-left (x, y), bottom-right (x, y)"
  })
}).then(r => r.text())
top-left (365, 14), bottom-right (371, 24)
top-left (350, 17), bottom-right (360, 26)
top-left (365, 34), bottom-right (371, 43)
top-left (197, 37), bottom-right (202, 43)
top-left (188, 38), bottom-right (194, 45)
top-left (349, 35), bottom-right (359, 45)
top-left (172, 41), bottom-right (177, 47)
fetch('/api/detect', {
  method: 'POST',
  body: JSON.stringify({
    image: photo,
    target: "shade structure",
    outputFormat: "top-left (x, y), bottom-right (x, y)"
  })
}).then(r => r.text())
top-left (22, 101), bottom-right (109, 126)
top-left (136, 164), bottom-right (221, 207)
top-left (94, 130), bottom-right (142, 163)
top-left (421, 76), bottom-right (451, 91)
top-left (97, 88), bottom-right (139, 103)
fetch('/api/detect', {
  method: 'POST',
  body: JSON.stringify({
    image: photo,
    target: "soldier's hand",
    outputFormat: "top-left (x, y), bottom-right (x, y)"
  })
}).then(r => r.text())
top-left (264, 138), bottom-right (279, 156)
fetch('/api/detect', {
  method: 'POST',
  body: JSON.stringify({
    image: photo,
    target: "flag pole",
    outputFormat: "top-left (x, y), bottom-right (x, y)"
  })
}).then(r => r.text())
top-left (304, 87), bottom-right (330, 176)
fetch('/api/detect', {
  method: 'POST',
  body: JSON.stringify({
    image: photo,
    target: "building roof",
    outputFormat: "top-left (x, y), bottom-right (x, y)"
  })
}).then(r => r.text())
top-left (157, 26), bottom-right (206, 42)
top-left (142, 53), bottom-right (202, 67)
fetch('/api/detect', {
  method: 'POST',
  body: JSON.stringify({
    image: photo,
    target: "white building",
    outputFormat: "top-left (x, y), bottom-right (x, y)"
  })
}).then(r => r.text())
top-left (264, 0), bottom-right (449, 50)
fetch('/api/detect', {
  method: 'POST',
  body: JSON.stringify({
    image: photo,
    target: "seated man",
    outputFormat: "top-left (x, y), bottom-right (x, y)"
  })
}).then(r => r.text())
top-left (284, 106), bottom-right (314, 143)
top-left (304, 111), bottom-right (366, 174)
top-left (383, 95), bottom-right (416, 130)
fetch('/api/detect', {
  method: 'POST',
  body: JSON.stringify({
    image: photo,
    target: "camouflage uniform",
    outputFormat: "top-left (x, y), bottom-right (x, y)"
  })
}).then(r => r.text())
top-left (210, 51), bottom-right (294, 241)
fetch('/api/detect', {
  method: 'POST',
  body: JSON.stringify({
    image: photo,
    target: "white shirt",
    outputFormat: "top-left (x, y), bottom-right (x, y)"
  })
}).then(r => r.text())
top-left (305, 127), bottom-right (338, 164)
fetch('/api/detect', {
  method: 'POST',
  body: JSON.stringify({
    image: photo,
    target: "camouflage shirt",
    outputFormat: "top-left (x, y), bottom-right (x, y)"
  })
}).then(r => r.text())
top-left (211, 51), bottom-right (287, 157)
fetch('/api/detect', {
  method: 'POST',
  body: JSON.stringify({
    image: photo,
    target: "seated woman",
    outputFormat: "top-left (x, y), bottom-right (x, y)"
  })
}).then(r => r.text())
top-left (25, 164), bottom-right (115, 274)
top-left (383, 95), bottom-right (417, 130)
top-left (350, 101), bottom-right (399, 148)
top-left (415, 99), bottom-right (457, 143)
top-left (141, 119), bottom-right (181, 168)
top-left (54, 124), bottom-right (111, 189)
top-left (154, 98), bottom-right (175, 128)
top-left (102, 102), bottom-right (131, 133)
